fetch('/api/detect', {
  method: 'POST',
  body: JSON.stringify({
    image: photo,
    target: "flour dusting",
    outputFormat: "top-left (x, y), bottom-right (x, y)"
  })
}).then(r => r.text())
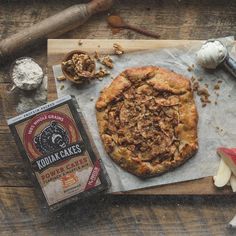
top-left (16, 75), bottom-right (47, 113)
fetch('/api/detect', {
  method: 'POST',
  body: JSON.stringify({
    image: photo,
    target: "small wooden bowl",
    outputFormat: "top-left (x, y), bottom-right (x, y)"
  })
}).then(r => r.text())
top-left (61, 50), bottom-right (96, 84)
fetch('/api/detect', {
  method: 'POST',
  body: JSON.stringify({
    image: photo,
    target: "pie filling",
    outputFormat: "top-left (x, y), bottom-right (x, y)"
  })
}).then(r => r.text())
top-left (102, 81), bottom-right (182, 165)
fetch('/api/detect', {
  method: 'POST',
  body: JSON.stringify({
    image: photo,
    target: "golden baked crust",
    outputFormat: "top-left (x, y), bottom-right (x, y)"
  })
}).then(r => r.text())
top-left (96, 66), bottom-right (198, 178)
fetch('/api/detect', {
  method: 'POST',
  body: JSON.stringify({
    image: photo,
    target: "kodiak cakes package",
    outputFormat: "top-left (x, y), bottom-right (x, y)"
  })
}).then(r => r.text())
top-left (8, 95), bottom-right (110, 211)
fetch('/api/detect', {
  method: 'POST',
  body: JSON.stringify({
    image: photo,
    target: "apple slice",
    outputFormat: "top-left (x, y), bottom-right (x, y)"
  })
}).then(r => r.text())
top-left (229, 214), bottom-right (236, 228)
top-left (213, 158), bottom-right (231, 187)
top-left (217, 147), bottom-right (236, 176)
top-left (230, 175), bottom-right (236, 192)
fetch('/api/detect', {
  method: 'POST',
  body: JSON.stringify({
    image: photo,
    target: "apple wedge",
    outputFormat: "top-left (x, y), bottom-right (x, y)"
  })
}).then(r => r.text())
top-left (213, 158), bottom-right (231, 188)
top-left (230, 175), bottom-right (236, 192)
top-left (229, 214), bottom-right (236, 228)
top-left (217, 147), bottom-right (236, 176)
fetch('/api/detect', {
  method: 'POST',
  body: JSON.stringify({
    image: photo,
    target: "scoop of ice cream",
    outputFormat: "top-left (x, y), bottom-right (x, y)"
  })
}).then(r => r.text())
top-left (196, 40), bottom-right (227, 69)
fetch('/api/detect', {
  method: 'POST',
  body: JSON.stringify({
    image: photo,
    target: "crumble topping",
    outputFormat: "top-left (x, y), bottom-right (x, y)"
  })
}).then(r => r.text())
top-left (101, 76), bottom-right (181, 164)
top-left (113, 43), bottom-right (124, 55)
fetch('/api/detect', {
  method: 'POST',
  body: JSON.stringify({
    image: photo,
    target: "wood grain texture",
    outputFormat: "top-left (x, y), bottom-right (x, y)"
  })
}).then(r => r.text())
top-left (0, 187), bottom-right (236, 235)
top-left (1, 0), bottom-right (236, 82)
top-left (1, 0), bottom-right (236, 235)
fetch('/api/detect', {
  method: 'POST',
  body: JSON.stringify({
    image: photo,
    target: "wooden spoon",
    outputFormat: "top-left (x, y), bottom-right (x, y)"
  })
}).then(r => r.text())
top-left (107, 15), bottom-right (160, 39)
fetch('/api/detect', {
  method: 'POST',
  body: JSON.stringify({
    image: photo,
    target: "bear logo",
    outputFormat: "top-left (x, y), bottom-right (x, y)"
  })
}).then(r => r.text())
top-left (34, 121), bottom-right (69, 154)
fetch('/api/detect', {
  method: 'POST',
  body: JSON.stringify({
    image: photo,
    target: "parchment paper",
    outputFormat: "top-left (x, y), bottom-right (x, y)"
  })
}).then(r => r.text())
top-left (52, 37), bottom-right (236, 193)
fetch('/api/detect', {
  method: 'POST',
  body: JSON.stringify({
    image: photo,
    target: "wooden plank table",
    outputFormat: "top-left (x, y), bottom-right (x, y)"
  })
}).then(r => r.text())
top-left (1, 1), bottom-right (236, 235)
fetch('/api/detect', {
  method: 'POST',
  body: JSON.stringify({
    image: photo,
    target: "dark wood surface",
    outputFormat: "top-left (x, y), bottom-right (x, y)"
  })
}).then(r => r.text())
top-left (1, 0), bottom-right (236, 235)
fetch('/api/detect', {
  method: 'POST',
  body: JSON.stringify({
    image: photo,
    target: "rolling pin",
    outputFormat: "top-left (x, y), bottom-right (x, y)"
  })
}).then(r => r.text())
top-left (0, 0), bottom-right (113, 64)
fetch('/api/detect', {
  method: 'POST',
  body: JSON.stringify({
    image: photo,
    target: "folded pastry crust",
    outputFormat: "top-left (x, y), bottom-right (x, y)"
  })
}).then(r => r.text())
top-left (96, 66), bottom-right (198, 178)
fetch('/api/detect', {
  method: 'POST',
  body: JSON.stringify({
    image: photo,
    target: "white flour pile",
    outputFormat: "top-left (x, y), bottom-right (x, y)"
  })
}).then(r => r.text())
top-left (11, 57), bottom-right (47, 114)
top-left (12, 58), bottom-right (43, 90)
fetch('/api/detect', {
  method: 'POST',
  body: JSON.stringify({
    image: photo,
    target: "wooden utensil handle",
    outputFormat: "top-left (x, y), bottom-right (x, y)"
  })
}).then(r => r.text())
top-left (0, 0), bottom-right (113, 64)
top-left (124, 24), bottom-right (160, 39)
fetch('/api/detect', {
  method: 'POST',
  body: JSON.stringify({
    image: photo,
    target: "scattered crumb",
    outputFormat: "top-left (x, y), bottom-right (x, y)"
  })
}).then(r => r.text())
top-left (198, 89), bottom-right (211, 107)
top-left (192, 81), bottom-right (211, 107)
top-left (187, 66), bottom-right (193, 72)
top-left (214, 84), bottom-right (220, 90)
top-left (191, 76), bottom-right (196, 82)
top-left (198, 77), bottom-right (203, 82)
top-left (60, 84), bottom-right (65, 90)
top-left (200, 95), bottom-right (211, 103)
top-left (94, 51), bottom-right (100, 61)
top-left (215, 101), bottom-right (218, 105)
top-left (113, 43), bottom-right (124, 55)
top-left (56, 75), bottom-right (66, 81)
top-left (78, 40), bottom-right (83, 46)
top-left (197, 88), bottom-right (210, 97)
top-left (101, 55), bottom-right (113, 68)
top-left (90, 97), bottom-right (94, 101)
top-left (192, 64), bottom-right (195, 68)
top-left (217, 80), bottom-right (223, 83)
top-left (95, 67), bottom-right (110, 78)
top-left (204, 83), bottom-right (209, 88)
top-left (192, 81), bottom-right (199, 91)
top-left (228, 94), bottom-right (231, 98)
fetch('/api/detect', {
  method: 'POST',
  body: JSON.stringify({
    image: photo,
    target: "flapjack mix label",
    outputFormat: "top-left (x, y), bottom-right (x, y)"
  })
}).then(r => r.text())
top-left (8, 96), bottom-right (110, 209)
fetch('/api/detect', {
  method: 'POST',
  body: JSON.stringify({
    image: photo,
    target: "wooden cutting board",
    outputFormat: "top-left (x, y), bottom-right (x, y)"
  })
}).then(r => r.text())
top-left (48, 39), bottom-right (232, 195)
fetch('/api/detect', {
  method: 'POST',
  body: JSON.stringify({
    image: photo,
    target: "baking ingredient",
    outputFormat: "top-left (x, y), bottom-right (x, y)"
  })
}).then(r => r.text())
top-left (107, 15), bottom-right (124, 28)
top-left (217, 147), bottom-right (236, 175)
top-left (8, 95), bottom-right (110, 211)
top-left (95, 67), bottom-right (110, 78)
top-left (196, 40), bottom-right (227, 69)
top-left (214, 84), bottom-right (220, 90)
top-left (101, 55), bottom-right (113, 68)
top-left (94, 51), bottom-right (100, 61)
top-left (113, 43), bottom-right (124, 55)
top-left (62, 53), bottom-right (95, 84)
top-left (192, 81), bottom-right (211, 107)
top-left (56, 75), bottom-right (66, 81)
top-left (213, 158), bottom-right (231, 187)
top-left (12, 58), bottom-right (43, 90)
